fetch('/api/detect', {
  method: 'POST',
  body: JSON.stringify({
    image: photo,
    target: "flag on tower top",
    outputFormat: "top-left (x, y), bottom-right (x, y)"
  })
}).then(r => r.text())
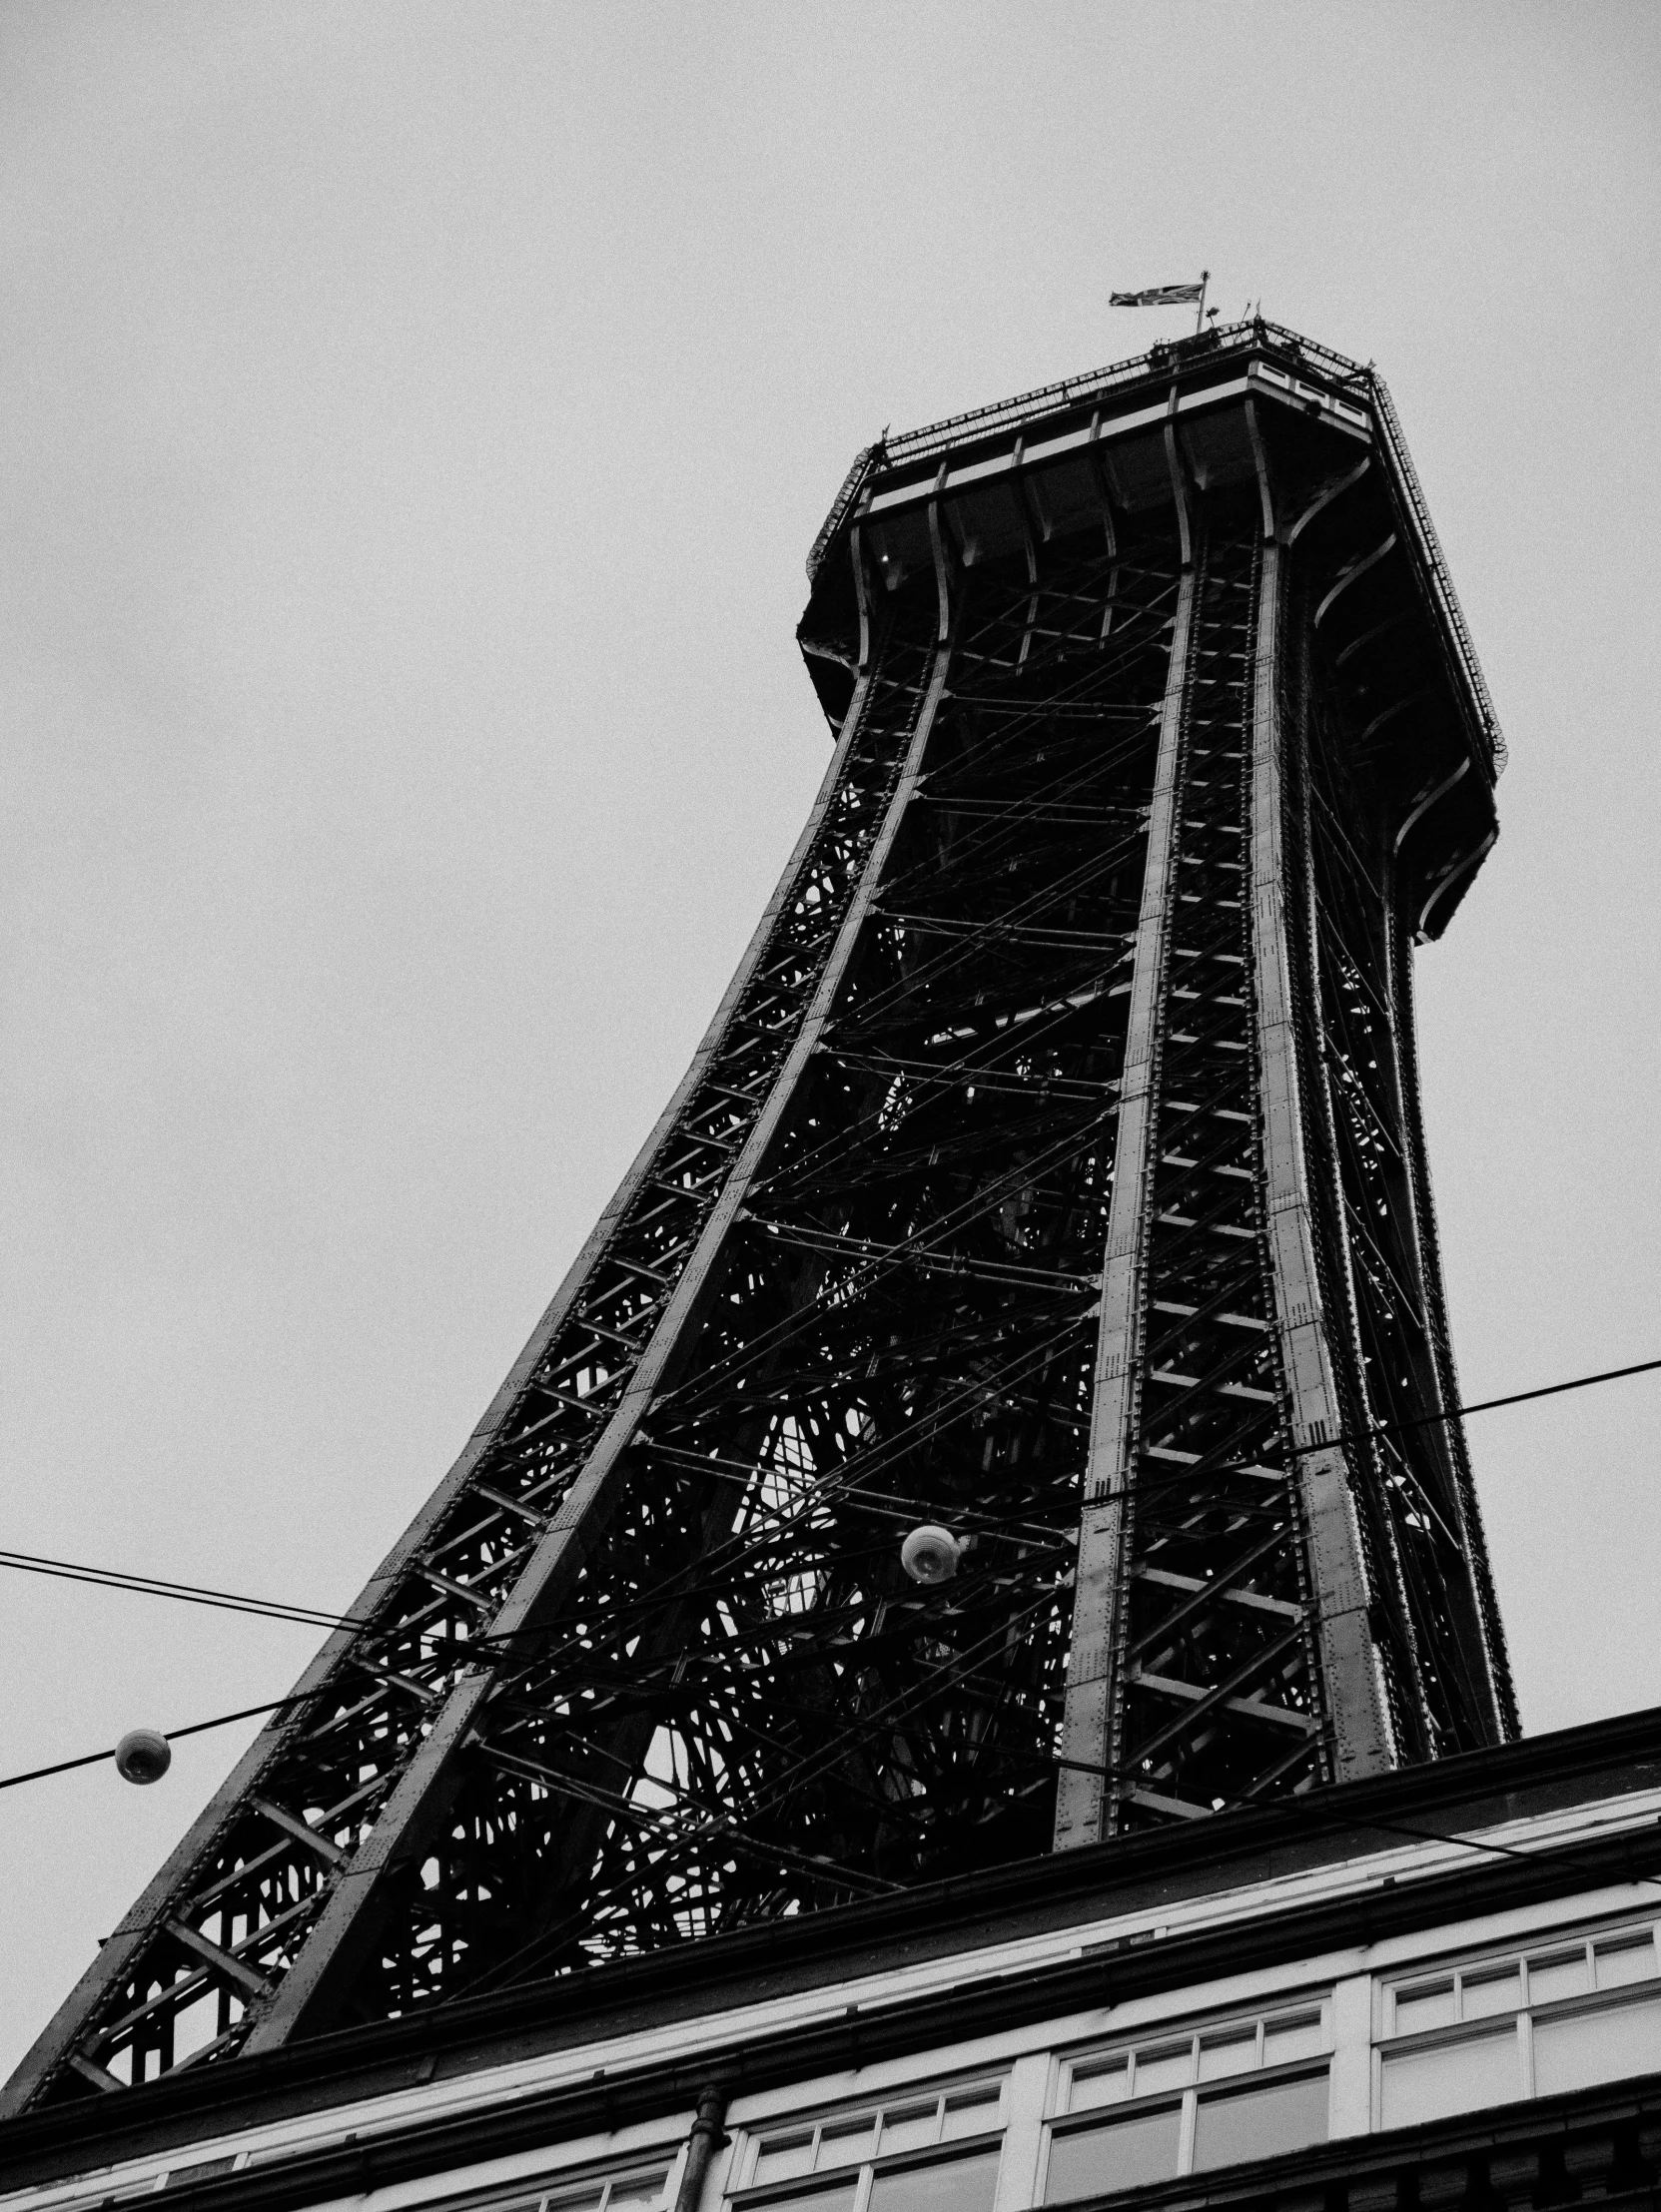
top-left (1110, 280), bottom-right (1205, 306)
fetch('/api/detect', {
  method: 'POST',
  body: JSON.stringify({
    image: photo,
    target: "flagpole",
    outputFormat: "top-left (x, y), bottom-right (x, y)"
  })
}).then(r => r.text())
top-left (1195, 270), bottom-right (1209, 335)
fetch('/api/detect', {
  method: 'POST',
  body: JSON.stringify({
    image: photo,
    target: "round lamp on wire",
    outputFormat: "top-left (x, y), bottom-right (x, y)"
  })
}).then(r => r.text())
top-left (114, 1729), bottom-right (172, 1786)
top-left (900, 1525), bottom-right (961, 1586)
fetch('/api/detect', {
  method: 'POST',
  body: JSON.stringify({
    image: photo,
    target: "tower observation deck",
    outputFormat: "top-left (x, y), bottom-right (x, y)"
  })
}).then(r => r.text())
top-left (4, 321), bottom-right (1517, 2115)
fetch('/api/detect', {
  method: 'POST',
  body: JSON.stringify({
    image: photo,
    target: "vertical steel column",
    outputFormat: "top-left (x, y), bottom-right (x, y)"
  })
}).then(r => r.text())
top-left (237, 506), bottom-right (960, 2054)
top-left (1053, 547), bottom-right (1196, 1850)
top-left (1246, 425), bottom-right (1393, 1784)
top-left (1380, 896), bottom-right (1515, 1740)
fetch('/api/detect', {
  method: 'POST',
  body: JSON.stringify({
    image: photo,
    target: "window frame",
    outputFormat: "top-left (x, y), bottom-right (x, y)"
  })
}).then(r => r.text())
top-left (725, 2071), bottom-right (1009, 2212)
top-left (1038, 1994), bottom-right (1334, 2200)
top-left (1373, 1913), bottom-right (1661, 2126)
top-left (414, 2147), bottom-right (683, 2212)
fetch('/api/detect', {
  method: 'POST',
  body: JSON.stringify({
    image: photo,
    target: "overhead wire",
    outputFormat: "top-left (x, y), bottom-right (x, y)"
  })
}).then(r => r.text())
top-left (1035, 1743), bottom-right (1661, 1903)
top-left (2, 1152), bottom-right (1629, 1813)
top-left (0, 1696), bottom-right (309, 1794)
top-left (2, 1351), bottom-right (1655, 1708)
top-left (0, 1549), bottom-right (366, 1634)
top-left (4, 1312), bottom-right (1650, 1969)
top-left (647, 1291), bottom-right (1654, 1678)
top-left (455, 1321), bottom-right (1093, 1680)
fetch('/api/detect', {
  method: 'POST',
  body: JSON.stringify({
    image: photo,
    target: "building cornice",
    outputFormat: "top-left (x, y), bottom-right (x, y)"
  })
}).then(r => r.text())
top-left (5, 1707), bottom-right (1661, 2198)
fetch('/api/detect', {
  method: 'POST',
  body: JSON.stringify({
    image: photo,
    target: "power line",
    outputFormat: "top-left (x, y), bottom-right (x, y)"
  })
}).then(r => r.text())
top-left (1065, 1742), bottom-right (1661, 1897)
top-left (1031, 1744), bottom-right (1661, 1903)
top-left (1379, 1354), bottom-right (1661, 1436)
top-left (0, 1697), bottom-right (305, 1794)
top-left (0, 1347), bottom-right (1657, 1797)
top-left (6, 1349), bottom-right (1656, 1644)
top-left (0, 1549), bottom-right (365, 1634)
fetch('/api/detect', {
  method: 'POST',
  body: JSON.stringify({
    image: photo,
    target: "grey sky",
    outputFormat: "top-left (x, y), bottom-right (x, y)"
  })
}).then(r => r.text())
top-left (2, 2), bottom-right (1657, 2076)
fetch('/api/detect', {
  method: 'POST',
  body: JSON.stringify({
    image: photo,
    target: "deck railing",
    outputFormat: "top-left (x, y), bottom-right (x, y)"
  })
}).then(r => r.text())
top-left (806, 322), bottom-right (1505, 778)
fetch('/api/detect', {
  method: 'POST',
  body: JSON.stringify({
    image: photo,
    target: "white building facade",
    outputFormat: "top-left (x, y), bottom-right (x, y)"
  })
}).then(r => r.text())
top-left (5, 1713), bottom-right (1661, 2212)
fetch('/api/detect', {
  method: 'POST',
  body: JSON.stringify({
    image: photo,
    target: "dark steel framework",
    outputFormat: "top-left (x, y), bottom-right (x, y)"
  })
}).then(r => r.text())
top-left (5, 321), bottom-right (1516, 2113)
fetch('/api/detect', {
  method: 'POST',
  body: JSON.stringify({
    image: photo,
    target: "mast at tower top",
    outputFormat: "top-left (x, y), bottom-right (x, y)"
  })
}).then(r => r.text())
top-left (4, 322), bottom-right (1511, 2115)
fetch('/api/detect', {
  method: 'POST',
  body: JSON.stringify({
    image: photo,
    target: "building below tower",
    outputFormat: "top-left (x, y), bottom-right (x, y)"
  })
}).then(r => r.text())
top-left (4, 1713), bottom-right (1661, 2212)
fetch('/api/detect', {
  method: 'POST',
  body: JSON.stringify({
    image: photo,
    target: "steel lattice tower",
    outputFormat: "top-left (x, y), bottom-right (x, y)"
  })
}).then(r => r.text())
top-left (5, 322), bottom-right (1517, 2114)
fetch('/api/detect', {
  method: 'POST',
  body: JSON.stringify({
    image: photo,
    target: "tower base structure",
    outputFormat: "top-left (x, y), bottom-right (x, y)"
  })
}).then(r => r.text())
top-left (7, 1718), bottom-right (1661, 2212)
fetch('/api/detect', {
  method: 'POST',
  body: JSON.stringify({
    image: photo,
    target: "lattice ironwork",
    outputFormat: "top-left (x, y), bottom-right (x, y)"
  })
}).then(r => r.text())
top-left (1107, 518), bottom-right (1327, 1826)
top-left (5, 327), bottom-right (1518, 2113)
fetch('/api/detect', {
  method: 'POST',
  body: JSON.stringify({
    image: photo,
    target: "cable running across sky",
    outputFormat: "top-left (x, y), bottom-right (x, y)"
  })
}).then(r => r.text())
top-left (0, 1349), bottom-right (1657, 1801)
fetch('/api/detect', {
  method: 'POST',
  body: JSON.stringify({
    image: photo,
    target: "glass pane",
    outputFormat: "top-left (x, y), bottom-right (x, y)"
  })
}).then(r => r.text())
top-left (1043, 2108), bottom-right (1182, 2204)
top-left (1198, 2030), bottom-right (1256, 2082)
top-left (1132, 2041), bottom-right (1194, 2096)
top-left (941, 2087), bottom-right (1002, 2140)
top-left (1263, 2012), bottom-right (1324, 2067)
top-left (1528, 1947), bottom-right (1588, 2005)
top-left (749, 2187), bottom-right (859, 2212)
top-left (543, 2191), bottom-right (606, 2212)
top-left (1379, 2030), bottom-right (1521, 2129)
top-left (753, 2135), bottom-right (816, 2186)
top-left (1393, 1979), bottom-right (1455, 2035)
top-left (869, 2148), bottom-right (1000, 2212)
top-left (880, 2102), bottom-right (940, 2157)
top-left (817, 2120), bottom-right (877, 2169)
top-left (606, 2173), bottom-right (669, 2210)
top-left (1192, 2071), bottom-right (1329, 2172)
top-left (1595, 1935), bottom-right (1658, 1990)
top-left (1534, 1994), bottom-right (1661, 2097)
top-left (1067, 2058), bottom-right (1128, 2113)
top-left (1461, 1966), bottom-right (1521, 2020)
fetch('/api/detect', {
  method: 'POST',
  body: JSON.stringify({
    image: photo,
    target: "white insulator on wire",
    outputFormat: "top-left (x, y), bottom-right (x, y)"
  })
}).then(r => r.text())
top-left (900, 1525), bottom-right (961, 1586)
top-left (114, 1729), bottom-right (172, 1786)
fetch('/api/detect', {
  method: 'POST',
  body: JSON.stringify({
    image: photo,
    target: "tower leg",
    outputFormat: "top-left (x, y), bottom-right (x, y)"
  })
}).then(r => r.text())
top-left (1247, 524), bottom-right (1394, 1785)
top-left (1054, 566), bottom-right (1196, 1848)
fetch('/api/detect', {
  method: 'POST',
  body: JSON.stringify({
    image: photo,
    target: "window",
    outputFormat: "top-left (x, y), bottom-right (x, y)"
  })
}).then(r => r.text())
top-left (734, 2081), bottom-right (1004, 2212)
top-left (1043, 2004), bottom-right (1329, 2201)
top-left (1379, 1921), bottom-right (1661, 2130)
top-left (457, 2162), bottom-right (674, 2212)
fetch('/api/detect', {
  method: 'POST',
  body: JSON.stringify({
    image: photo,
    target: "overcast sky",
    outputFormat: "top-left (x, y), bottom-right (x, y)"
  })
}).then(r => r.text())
top-left (2, 2), bottom-right (1658, 2078)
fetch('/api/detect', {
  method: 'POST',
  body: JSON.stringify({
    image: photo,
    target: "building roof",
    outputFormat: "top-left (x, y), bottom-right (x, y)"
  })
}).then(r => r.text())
top-left (5, 1703), bottom-right (1661, 2200)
